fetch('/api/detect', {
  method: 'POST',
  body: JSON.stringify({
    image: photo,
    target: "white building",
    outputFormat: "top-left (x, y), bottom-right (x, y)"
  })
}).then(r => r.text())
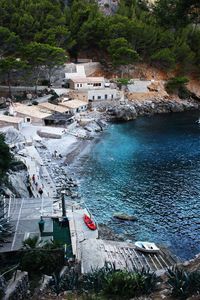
top-left (38, 102), bottom-right (70, 114)
top-left (68, 77), bottom-right (105, 90)
top-left (59, 99), bottom-right (88, 114)
top-left (65, 64), bottom-right (86, 80)
top-left (88, 88), bottom-right (120, 101)
top-left (0, 115), bottom-right (24, 130)
top-left (14, 103), bottom-right (52, 126)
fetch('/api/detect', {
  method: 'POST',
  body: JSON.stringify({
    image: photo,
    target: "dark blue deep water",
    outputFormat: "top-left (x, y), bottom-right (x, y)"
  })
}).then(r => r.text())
top-left (73, 111), bottom-right (200, 260)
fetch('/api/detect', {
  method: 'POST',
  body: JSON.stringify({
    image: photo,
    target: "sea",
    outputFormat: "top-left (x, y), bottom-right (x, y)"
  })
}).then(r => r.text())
top-left (72, 111), bottom-right (200, 260)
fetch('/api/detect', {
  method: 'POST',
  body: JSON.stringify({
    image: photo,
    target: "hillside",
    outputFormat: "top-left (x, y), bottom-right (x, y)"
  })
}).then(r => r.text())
top-left (0, 0), bottom-right (200, 91)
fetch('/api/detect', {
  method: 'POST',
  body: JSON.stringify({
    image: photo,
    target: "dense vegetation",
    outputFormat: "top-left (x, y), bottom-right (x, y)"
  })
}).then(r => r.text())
top-left (0, 135), bottom-right (13, 249)
top-left (49, 262), bottom-right (158, 299)
top-left (0, 134), bottom-right (12, 180)
top-left (168, 266), bottom-right (200, 299)
top-left (0, 0), bottom-right (200, 87)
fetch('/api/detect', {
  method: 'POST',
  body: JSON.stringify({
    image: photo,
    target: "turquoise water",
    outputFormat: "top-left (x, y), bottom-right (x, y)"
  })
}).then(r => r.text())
top-left (73, 111), bottom-right (200, 260)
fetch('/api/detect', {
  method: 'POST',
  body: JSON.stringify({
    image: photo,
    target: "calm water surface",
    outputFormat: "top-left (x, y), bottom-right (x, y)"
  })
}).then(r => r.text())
top-left (72, 111), bottom-right (200, 260)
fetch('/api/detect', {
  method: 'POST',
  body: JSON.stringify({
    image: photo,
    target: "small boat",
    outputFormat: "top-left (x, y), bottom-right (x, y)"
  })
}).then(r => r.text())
top-left (83, 214), bottom-right (97, 230)
top-left (135, 241), bottom-right (160, 253)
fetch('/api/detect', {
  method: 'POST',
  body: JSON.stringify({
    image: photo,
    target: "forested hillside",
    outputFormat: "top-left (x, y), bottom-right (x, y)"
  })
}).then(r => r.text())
top-left (0, 0), bottom-right (200, 87)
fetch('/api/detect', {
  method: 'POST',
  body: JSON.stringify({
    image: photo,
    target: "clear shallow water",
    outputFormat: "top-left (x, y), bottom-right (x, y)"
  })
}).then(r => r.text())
top-left (72, 111), bottom-right (200, 260)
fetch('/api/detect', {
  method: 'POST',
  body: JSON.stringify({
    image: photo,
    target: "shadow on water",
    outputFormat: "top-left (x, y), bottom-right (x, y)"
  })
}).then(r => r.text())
top-left (72, 111), bottom-right (200, 260)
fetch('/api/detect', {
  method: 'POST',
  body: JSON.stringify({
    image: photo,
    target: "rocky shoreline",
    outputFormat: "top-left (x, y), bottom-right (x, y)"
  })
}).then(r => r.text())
top-left (104, 97), bottom-right (200, 121)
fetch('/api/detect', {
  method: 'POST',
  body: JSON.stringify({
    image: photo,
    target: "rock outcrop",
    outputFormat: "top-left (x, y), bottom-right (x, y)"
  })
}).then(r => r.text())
top-left (106, 97), bottom-right (199, 121)
top-left (8, 170), bottom-right (29, 198)
top-left (108, 104), bottom-right (137, 121)
top-left (113, 213), bottom-right (138, 221)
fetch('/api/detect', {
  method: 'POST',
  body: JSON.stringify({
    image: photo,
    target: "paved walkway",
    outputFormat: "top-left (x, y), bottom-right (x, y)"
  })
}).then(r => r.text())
top-left (1, 197), bottom-right (54, 252)
top-left (17, 146), bottom-right (57, 198)
top-left (67, 208), bottom-right (98, 260)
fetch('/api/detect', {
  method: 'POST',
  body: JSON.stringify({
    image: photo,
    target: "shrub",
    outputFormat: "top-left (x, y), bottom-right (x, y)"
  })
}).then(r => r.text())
top-left (167, 266), bottom-right (200, 299)
top-left (165, 76), bottom-right (190, 98)
top-left (116, 78), bottom-right (130, 86)
top-left (0, 134), bottom-right (12, 180)
top-left (151, 48), bottom-right (176, 70)
top-left (80, 262), bottom-right (116, 293)
top-left (50, 263), bottom-right (157, 298)
top-left (20, 249), bottom-right (64, 276)
top-left (22, 236), bottom-right (40, 249)
top-left (103, 268), bottom-right (157, 299)
top-left (50, 92), bottom-right (59, 101)
top-left (41, 79), bottom-right (50, 86)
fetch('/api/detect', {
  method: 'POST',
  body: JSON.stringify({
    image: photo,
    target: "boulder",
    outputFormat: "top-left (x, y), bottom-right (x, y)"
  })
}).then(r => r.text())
top-left (108, 104), bottom-right (137, 121)
top-left (113, 213), bottom-right (138, 221)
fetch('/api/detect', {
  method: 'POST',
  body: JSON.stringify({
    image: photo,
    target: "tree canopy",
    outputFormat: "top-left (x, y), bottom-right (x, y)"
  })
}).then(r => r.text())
top-left (0, 0), bottom-right (199, 77)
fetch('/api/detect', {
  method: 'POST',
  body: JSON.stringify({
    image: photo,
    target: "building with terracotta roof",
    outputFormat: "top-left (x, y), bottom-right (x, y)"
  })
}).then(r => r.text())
top-left (14, 103), bottom-right (52, 125)
top-left (0, 115), bottom-right (24, 130)
top-left (59, 99), bottom-right (88, 114)
top-left (38, 102), bottom-right (70, 114)
top-left (68, 77), bottom-right (105, 90)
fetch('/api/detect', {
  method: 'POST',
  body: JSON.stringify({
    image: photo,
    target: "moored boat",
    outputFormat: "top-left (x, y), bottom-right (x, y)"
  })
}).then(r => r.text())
top-left (83, 214), bottom-right (97, 230)
top-left (135, 241), bottom-right (160, 253)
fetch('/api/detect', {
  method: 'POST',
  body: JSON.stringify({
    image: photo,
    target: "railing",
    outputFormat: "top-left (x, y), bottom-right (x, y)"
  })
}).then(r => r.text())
top-left (0, 264), bottom-right (19, 279)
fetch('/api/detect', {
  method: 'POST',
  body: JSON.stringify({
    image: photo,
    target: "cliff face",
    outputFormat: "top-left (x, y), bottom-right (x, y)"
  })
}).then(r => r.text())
top-left (8, 170), bottom-right (29, 198)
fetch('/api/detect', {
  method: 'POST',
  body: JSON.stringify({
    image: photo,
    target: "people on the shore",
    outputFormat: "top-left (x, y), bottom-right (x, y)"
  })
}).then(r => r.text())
top-left (38, 187), bottom-right (43, 198)
top-left (35, 181), bottom-right (38, 190)
top-left (52, 150), bottom-right (63, 159)
top-left (52, 150), bottom-right (58, 158)
top-left (32, 174), bottom-right (36, 183)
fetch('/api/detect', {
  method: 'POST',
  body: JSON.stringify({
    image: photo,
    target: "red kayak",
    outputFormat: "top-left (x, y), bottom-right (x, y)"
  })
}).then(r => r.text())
top-left (83, 214), bottom-right (97, 230)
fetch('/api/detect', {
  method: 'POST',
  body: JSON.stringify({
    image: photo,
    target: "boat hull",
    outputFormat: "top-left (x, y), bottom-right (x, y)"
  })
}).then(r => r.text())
top-left (135, 241), bottom-right (160, 253)
top-left (83, 214), bottom-right (97, 231)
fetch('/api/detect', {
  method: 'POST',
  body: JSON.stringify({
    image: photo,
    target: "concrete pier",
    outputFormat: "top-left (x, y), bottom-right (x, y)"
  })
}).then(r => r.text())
top-left (66, 206), bottom-right (177, 274)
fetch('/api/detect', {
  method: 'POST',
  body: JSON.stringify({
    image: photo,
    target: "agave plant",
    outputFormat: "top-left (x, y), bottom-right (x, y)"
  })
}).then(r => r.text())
top-left (79, 261), bottom-right (117, 293)
top-left (50, 272), bottom-right (63, 297)
top-left (167, 266), bottom-right (200, 299)
top-left (139, 267), bottom-right (158, 294)
top-left (42, 239), bottom-right (63, 250)
top-left (103, 267), bottom-right (158, 299)
top-left (22, 235), bottom-right (40, 249)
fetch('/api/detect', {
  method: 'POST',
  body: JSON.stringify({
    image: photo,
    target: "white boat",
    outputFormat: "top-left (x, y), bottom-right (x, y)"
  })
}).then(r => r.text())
top-left (134, 241), bottom-right (160, 253)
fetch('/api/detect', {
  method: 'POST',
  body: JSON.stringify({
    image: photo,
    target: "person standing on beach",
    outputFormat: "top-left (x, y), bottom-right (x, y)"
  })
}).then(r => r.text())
top-left (32, 174), bottom-right (36, 183)
top-left (38, 187), bottom-right (43, 198)
top-left (35, 181), bottom-right (38, 190)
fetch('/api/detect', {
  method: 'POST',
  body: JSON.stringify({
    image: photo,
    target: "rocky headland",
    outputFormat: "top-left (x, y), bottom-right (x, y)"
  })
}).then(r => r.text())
top-left (104, 97), bottom-right (200, 122)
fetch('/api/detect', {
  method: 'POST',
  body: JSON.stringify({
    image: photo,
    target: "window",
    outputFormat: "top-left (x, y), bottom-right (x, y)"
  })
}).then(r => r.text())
top-left (98, 96), bottom-right (101, 99)
top-left (111, 94), bottom-right (113, 99)
top-left (80, 84), bottom-right (82, 87)
top-left (105, 94), bottom-right (107, 99)
top-left (92, 96), bottom-right (95, 100)
top-left (77, 84), bottom-right (79, 87)
top-left (26, 118), bottom-right (31, 122)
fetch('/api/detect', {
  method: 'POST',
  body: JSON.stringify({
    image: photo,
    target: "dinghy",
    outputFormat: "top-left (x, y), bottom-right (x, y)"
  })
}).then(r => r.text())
top-left (83, 214), bottom-right (97, 230)
top-left (135, 241), bottom-right (160, 253)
